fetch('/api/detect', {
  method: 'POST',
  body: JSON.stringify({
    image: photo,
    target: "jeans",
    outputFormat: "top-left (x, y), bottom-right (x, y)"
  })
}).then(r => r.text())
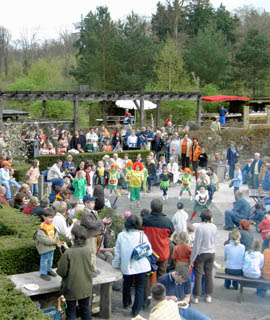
top-left (193, 253), bottom-right (215, 297)
top-left (208, 184), bottom-right (216, 201)
top-left (30, 183), bottom-right (39, 197)
top-left (229, 164), bottom-right (235, 180)
top-left (224, 268), bottom-right (242, 289)
top-left (147, 175), bottom-right (156, 191)
top-left (123, 272), bottom-right (146, 317)
top-left (180, 306), bottom-right (211, 320)
top-left (40, 250), bottom-right (54, 275)
top-left (2, 179), bottom-right (21, 200)
top-left (252, 174), bottom-right (259, 189)
top-left (234, 187), bottom-right (239, 200)
top-left (225, 210), bottom-right (243, 228)
top-left (66, 297), bottom-right (91, 320)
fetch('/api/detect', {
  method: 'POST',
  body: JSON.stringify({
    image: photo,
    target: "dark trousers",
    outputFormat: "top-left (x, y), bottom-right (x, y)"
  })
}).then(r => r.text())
top-left (192, 161), bottom-right (199, 178)
top-left (147, 175), bottom-right (156, 191)
top-left (224, 268), bottom-right (242, 289)
top-left (123, 272), bottom-right (146, 317)
top-left (193, 253), bottom-right (215, 297)
top-left (181, 153), bottom-right (190, 169)
top-left (66, 297), bottom-right (91, 320)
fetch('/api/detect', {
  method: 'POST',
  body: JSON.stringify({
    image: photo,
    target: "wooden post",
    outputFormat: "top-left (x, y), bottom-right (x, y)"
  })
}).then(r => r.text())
top-left (197, 98), bottom-right (202, 127)
top-left (42, 100), bottom-right (47, 118)
top-left (243, 105), bottom-right (249, 129)
top-left (156, 100), bottom-right (161, 128)
top-left (0, 99), bottom-right (3, 131)
top-left (140, 98), bottom-right (145, 127)
top-left (74, 97), bottom-right (79, 132)
top-left (266, 105), bottom-right (270, 125)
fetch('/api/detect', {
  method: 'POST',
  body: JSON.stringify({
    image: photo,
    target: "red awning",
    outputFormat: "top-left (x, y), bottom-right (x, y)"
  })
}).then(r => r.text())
top-left (202, 95), bottom-right (250, 102)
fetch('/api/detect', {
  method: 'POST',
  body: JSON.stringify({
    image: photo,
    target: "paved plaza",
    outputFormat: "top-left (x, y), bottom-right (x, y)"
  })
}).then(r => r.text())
top-left (103, 179), bottom-right (270, 320)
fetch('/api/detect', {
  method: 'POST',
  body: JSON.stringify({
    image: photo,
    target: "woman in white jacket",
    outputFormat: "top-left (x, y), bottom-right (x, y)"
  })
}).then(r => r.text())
top-left (243, 240), bottom-right (264, 279)
top-left (112, 215), bottom-right (152, 317)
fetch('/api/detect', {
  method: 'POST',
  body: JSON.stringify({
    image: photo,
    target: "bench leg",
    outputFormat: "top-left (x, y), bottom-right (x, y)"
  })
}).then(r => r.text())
top-left (239, 283), bottom-right (243, 304)
top-left (99, 282), bottom-right (112, 319)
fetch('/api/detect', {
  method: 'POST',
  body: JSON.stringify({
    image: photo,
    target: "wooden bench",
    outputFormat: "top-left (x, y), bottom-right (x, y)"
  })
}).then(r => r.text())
top-left (215, 271), bottom-right (270, 303)
top-left (9, 257), bottom-right (122, 319)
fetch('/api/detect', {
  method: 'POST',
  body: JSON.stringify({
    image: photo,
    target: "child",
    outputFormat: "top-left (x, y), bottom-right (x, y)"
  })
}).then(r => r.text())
top-left (96, 161), bottom-right (106, 186)
top-left (190, 185), bottom-right (209, 221)
top-left (26, 159), bottom-right (40, 197)
top-left (84, 139), bottom-right (94, 152)
top-left (57, 224), bottom-right (94, 319)
top-left (160, 165), bottom-right (170, 200)
top-left (171, 202), bottom-right (188, 234)
top-left (179, 168), bottom-right (192, 200)
top-left (72, 170), bottom-right (87, 203)
top-left (253, 203), bottom-right (265, 225)
top-left (224, 229), bottom-right (245, 290)
top-left (67, 201), bottom-right (77, 219)
top-left (140, 208), bottom-right (150, 217)
top-left (85, 163), bottom-right (94, 195)
top-left (232, 163), bottom-right (242, 199)
top-left (187, 224), bottom-right (195, 247)
top-left (129, 162), bottom-right (144, 208)
top-left (34, 208), bottom-right (62, 281)
top-left (124, 161), bottom-right (133, 199)
top-left (199, 148), bottom-right (208, 168)
top-left (108, 163), bottom-right (119, 197)
top-left (243, 240), bottom-right (264, 279)
top-left (123, 211), bottom-right (132, 220)
top-left (259, 214), bottom-right (270, 252)
top-left (23, 196), bottom-right (39, 215)
top-left (172, 232), bottom-right (192, 264)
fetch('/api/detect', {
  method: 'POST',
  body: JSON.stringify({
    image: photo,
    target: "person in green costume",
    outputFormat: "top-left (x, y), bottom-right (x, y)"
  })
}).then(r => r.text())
top-left (160, 165), bottom-right (170, 200)
top-left (72, 170), bottom-right (86, 203)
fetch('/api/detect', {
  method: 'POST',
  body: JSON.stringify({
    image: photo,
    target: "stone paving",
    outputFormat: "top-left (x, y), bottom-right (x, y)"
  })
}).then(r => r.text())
top-left (102, 179), bottom-right (270, 320)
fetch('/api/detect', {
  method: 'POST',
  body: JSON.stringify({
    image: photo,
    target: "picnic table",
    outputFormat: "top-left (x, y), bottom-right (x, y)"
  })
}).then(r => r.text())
top-left (9, 257), bottom-right (122, 319)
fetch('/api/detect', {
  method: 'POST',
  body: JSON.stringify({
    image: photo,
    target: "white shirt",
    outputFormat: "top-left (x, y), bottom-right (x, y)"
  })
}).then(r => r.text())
top-left (172, 209), bottom-right (188, 234)
top-left (53, 212), bottom-right (72, 240)
top-left (85, 132), bottom-right (99, 148)
top-left (47, 164), bottom-right (64, 180)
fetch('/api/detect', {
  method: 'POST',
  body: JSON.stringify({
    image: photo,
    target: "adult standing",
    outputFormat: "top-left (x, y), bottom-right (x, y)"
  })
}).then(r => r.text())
top-left (218, 105), bottom-right (228, 125)
top-left (179, 134), bottom-right (192, 169)
top-left (224, 190), bottom-right (251, 231)
top-left (191, 209), bottom-right (217, 304)
top-left (145, 156), bottom-right (157, 192)
top-left (151, 131), bottom-right (165, 160)
top-left (112, 215), bottom-right (152, 318)
top-left (226, 142), bottom-right (240, 180)
top-left (191, 137), bottom-right (201, 177)
top-left (250, 153), bottom-right (263, 190)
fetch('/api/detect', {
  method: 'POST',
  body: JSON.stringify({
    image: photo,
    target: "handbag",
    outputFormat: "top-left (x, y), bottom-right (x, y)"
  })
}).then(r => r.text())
top-left (132, 232), bottom-right (151, 260)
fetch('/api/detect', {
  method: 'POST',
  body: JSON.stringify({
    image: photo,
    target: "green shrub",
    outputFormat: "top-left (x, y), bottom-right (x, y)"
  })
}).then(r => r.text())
top-left (0, 275), bottom-right (48, 320)
top-left (13, 162), bottom-right (32, 183)
top-left (38, 150), bottom-right (151, 171)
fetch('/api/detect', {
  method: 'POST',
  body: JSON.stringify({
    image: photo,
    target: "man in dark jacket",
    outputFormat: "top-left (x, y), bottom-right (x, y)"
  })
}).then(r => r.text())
top-left (69, 130), bottom-right (81, 150)
top-left (224, 190), bottom-right (251, 230)
top-left (250, 153), bottom-right (263, 189)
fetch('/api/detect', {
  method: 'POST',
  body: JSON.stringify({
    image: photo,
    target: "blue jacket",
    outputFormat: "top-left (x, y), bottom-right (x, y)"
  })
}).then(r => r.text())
top-left (226, 147), bottom-right (239, 166)
top-left (224, 240), bottom-right (245, 270)
top-left (232, 196), bottom-right (251, 219)
top-left (262, 171), bottom-right (270, 190)
top-left (112, 229), bottom-right (152, 275)
top-left (233, 170), bottom-right (242, 188)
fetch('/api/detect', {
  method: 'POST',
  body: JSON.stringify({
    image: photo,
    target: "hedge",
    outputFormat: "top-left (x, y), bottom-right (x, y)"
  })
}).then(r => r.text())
top-left (0, 275), bottom-right (48, 320)
top-left (0, 205), bottom-right (62, 275)
top-left (38, 150), bottom-right (151, 171)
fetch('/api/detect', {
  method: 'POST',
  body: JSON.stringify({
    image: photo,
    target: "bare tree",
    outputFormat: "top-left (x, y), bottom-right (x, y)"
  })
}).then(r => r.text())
top-left (58, 28), bottom-right (77, 77)
top-left (0, 26), bottom-right (11, 76)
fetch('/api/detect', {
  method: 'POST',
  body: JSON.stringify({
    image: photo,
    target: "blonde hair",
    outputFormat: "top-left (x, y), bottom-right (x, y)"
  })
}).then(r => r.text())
top-left (174, 232), bottom-right (190, 245)
top-left (29, 196), bottom-right (39, 207)
top-left (230, 229), bottom-right (241, 245)
top-left (250, 240), bottom-right (262, 253)
top-left (54, 201), bottom-right (67, 214)
top-left (187, 224), bottom-right (195, 233)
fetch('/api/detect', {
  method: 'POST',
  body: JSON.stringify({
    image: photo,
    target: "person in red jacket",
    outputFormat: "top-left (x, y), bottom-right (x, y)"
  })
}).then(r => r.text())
top-left (259, 213), bottom-right (270, 252)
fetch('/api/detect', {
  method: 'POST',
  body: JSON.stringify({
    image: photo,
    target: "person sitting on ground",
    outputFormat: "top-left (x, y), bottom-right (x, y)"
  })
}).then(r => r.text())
top-left (57, 224), bottom-right (93, 319)
top-left (224, 190), bottom-right (251, 231)
top-left (34, 208), bottom-right (64, 281)
top-left (172, 232), bottom-right (192, 265)
top-left (13, 192), bottom-right (26, 211)
top-left (0, 186), bottom-right (10, 206)
top-left (172, 202), bottom-right (188, 234)
top-left (31, 198), bottom-right (50, 220)
top-left (149, 283), bottom-right (181, 320)
top-left (158, 262), bottom-right (211, 320)
top-left (243, 240), bottom-right (264, 279)
top-left (224, 229), bottom-right (245, 290)
top-left (23, 196), bottom-right (39, 215)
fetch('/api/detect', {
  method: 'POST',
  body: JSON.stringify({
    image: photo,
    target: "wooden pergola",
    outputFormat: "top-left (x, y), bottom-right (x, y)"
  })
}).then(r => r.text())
top-left (0, 91), bottom-right (202, 130)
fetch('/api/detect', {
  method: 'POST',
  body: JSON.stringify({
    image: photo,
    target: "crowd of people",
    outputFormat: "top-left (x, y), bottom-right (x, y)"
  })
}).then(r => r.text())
top-left (1, 111), bottom-right (270, 320)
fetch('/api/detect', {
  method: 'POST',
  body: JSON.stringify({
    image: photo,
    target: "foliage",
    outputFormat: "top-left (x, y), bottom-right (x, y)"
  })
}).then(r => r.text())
top-left (0, 275), bottom-right (48, 319)
top-left (233, 28), bottom-right (270, 96)
top-left (154, 37), bottom-right (189, 91)
top-left (37, 150), bottom-right (151, 171)
top-left (184, 28), bottom-right (230, 85)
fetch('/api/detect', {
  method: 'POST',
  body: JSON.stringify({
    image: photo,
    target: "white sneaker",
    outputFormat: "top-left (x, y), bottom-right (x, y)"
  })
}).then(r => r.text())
top-left (128, 193), bottom-right (130, 199)
top-left (162, 196), bottom-right (165, 201)
top-left (205, 296), bottom-right (212, 303)
top-left (190, 196), bottom-right (193, 201)
top-left (109, 193), bottom-right (112, 197)
top-left (178, 196), bottom-right (182, 200)
top-left (191, 296), bottom-right (199, 304)
top-left (166, 195), bottom-right (169, 200)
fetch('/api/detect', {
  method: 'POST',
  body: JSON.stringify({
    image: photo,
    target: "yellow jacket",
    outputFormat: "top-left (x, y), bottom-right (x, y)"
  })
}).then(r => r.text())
top-left (130, 170), bottom-right (144, 188)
